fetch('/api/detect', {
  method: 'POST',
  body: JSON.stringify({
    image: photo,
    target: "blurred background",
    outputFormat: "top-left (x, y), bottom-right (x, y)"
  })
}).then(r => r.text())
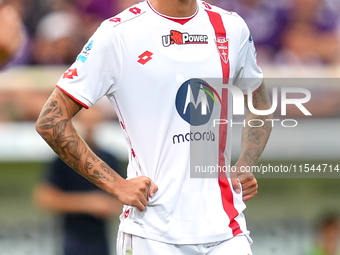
top-left (0, 0), bottom-right (340, 254)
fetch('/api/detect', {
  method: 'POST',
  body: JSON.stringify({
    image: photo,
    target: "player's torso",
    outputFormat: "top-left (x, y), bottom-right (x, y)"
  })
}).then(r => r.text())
top-left (107, 1), bottom-right (243, 177)
top-left (109, 1), bottom-right (248, 243)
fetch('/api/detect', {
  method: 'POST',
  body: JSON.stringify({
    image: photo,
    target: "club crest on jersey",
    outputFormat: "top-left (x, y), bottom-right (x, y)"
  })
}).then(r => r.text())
top-left (215, 37), bottom-right (229, 64)
top-left (162, 30), bottom-right (208, 47)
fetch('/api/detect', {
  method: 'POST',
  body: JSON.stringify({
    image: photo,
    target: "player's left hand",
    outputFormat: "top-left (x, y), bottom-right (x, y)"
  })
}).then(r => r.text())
top-left (231, 161), bottom-right (258, 202)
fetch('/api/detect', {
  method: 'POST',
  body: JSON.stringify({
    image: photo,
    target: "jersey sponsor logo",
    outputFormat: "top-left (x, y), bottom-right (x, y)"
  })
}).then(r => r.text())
top-left (63, 68), bottom-right (78, 79)
top-left (76, 40), bottom-right (93, 63)
top-left (175, 79), bottom-right (221, 126)
top-left (162, 30), bottom-right (208, 47)
top-left (137, 51), bottom-right (153, 65)
top-left (172, 130), bottom-right (215, 144)
top-left (215, 37), bottom-right (229, 64)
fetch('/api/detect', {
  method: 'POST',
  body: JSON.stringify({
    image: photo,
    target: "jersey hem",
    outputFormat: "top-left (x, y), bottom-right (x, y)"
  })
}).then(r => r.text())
top-left (120, 223), bottom-right (250, 245)
top-left (56, 85), bottom-right (92, 109)
top-left (241, 78), bottom-right (263, 95)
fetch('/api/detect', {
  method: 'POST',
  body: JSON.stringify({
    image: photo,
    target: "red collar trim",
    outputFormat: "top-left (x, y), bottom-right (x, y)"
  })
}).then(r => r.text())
top-left (147, 0), bottom-right (198, 25)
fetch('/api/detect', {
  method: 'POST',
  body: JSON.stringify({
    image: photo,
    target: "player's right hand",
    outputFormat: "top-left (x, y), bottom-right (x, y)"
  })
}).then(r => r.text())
top-left (112, 176), bottom-right (158, 211)
top-left (232, 160), bottom-right (258, 202)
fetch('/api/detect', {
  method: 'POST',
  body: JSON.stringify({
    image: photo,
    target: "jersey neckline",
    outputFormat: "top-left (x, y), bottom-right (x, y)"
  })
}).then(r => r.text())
top-left (146, 0), bottom-right (199, 25)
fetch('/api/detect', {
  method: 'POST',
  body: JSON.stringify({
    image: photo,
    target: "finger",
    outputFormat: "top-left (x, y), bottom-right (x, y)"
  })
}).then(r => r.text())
top-left (136, 200), bottom-right (146, 211)
top-left (231, 177), bottom-right (241, 194)
top-left (242, 188), bottom-right (258, 201)
top-left (133, 194), bottom-right (147, 211)
top-left (242, 186), bottom-right (258, 202)
top-left (242, 186), bottom-right (256, 197)
top-left (143, 180), bottom-right (151, 201)
top-left (238, 178), bottom-right (255, 189)
top-left (243, 193), bottom-right (256, 202)
top-left (139, 193), bottom-right (148, 208)
top-left (241, 177), bottom-right (258, 190)
top-left (149, 181), bottom-right (158, 198)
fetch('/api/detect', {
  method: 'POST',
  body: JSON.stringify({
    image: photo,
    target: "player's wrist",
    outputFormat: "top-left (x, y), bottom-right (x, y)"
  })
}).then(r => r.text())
top-left (234, 159), bottom-right (250, 168)
top-left (107, 175), bottom-right (126, 199)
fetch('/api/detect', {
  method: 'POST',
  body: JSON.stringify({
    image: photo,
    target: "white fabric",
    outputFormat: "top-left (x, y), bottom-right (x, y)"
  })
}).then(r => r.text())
top-left (117, 230), bottom-right (253, 255)
top-left (57, 0), bottom-right (263, 244)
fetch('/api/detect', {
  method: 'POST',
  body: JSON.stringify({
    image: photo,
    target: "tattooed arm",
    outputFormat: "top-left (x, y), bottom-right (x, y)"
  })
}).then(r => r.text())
top-left (36, 88), bottom-right (158, 211)
top-left (240, 83), bottom-right (273, 166)
top-left (231, 83), bottom-right (273, 201)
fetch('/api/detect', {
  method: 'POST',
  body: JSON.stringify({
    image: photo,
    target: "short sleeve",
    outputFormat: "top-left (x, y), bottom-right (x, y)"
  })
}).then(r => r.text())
top-left (56, 20), bottom-right (121, 108)
top-left (234, 18), bottom-right (263, 95)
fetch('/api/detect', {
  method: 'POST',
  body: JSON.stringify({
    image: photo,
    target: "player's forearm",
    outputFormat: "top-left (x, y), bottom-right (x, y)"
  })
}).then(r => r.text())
top-left (239, 112), bottom-right (272, 166)
top-left (239, 84), bottom-right (273, 166)
top-left (35, 89), bottom-right (123, 194)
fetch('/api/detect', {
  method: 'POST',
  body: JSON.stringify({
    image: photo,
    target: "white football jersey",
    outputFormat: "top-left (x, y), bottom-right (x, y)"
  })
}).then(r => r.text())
top-left (57, 0), bottom-right (263, 244)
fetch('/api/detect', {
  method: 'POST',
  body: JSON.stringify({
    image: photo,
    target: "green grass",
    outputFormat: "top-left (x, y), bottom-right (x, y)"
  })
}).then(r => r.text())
top-left (0, 162), bottom-right (43, 223)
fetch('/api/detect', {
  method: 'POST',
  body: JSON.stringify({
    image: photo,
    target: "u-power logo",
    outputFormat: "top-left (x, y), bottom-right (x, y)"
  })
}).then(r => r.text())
top-left (173, 79), bottom-right (311, 144)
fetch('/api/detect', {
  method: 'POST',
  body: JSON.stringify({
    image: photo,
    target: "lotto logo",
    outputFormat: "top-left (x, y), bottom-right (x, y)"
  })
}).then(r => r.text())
top-left (138, 51), bottom-right (153, 65)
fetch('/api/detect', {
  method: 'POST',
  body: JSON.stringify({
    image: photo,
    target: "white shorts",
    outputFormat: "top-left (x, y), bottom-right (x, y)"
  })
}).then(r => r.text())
top-left (117, 231), bottom-right (253, 255)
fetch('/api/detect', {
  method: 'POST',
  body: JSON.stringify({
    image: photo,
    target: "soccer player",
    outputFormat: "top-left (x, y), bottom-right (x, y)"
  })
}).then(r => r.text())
top-left (36, 0), bottom-right (273, 254)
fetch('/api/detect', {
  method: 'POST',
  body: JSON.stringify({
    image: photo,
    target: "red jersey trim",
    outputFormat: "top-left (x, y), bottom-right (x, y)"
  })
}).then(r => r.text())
top-left (146, 0), bottom-right (198, 25)
top-left (206, 9), bottom-right (243, 237)
top-left (56, 85), bottom-right (89, 109)
top-left (252, 82), bottom-right (263, 94)
top-left (112, 95), bottom-right (145, 177)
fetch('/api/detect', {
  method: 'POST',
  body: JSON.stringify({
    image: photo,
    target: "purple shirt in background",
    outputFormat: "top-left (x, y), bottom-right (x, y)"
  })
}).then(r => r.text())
top-left (75, 0), bottom-right (119, 20)
top-left (0, 28), bottom-right (31, 70)
top-left (215, 0), bottom-right (339, 64)
top-left (215, 0), bottom-right (290, 52)
top-left (311, 1), bottom-right (339, 32)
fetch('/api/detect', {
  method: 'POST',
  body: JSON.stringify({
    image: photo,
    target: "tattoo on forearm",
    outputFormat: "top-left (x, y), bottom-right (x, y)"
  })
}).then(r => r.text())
top-left (241, 84), bottom-right (273, 166)
top-left (37, 90), bottom-right (118, 186)
top-left (241, 147), bottom-right (262, 167)
top-left (241, 123), bottom-right (271, 166)
top-left (247, 84), bottom-right (271, 109)
top-left (244, 129), bottom-right (262, 145)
